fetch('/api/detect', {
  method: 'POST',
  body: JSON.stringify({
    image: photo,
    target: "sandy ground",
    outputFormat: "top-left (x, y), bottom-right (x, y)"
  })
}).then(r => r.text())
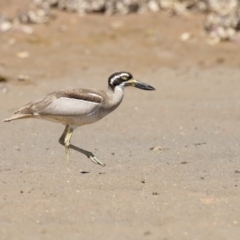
top-left (1, 2), bottom-right (240, 240)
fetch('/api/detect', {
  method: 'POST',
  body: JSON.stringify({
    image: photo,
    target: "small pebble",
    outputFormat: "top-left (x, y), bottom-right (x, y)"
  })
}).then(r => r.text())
top-left (180, 32), bottom-right (192, 41)
top-left (17, 51), bottom-right (30, 59)
top-left (0, 22), bottom-right (12, 31)
top-left (18, 74), bottom-right (29, 81)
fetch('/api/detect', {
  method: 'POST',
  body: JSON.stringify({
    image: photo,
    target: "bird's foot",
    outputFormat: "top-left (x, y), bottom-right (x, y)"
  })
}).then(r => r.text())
top-left (68, 143), bottom-right (106, 167)
top-left (88, 154), bottom-right (105, 167)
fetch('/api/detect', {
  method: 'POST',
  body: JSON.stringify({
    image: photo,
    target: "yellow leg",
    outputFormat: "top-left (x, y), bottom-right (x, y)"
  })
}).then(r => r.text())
top-left (59, 125), bottom-right (105, 168)
top-left (59, 125), bottom-right (73, 171)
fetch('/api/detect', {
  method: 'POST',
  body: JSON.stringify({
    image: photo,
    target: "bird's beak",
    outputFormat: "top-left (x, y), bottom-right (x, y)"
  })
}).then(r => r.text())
top-left (125, 78), bottom-right (155, 91)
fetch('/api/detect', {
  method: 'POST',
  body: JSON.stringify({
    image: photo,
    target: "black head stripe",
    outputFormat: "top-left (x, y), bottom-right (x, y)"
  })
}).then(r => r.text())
top-left (108, 71), bottom-right (133, 89)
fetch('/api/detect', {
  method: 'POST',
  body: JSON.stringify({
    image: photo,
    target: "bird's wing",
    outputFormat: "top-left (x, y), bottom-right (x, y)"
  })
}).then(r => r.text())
top-left (15, 89), bottom-right (104, 117)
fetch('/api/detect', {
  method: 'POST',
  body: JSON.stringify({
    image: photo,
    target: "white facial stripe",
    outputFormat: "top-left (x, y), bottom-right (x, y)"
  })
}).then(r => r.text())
top-left (119, 73), bottom-right (129, 78)
top-left (110, 72), bottom-right (130, 85)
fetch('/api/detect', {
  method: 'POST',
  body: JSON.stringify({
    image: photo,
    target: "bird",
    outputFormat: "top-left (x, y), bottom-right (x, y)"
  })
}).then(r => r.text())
top-left (4, 71), bottom-right (155, 169)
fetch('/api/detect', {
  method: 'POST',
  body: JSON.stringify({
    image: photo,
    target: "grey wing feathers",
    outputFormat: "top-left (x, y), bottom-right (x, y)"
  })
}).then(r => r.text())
top-left (4, 88), bottom-right (104, 122)
top-left (40, 90), bottom-right (103, 116)
top-left (14, 96), bottom-right (52, 114)
top-left (3, 94), bottom-right (54, 122)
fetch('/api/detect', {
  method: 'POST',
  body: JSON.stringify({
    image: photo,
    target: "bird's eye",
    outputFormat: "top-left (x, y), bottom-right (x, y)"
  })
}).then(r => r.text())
top-left (121, 76), bottom-right (127, 80)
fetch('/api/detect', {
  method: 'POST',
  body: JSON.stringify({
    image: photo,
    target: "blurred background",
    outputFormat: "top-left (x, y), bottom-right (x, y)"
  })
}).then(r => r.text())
top-left (0, 0), bottom-right (240, 91)
top-left (1, 1), bottom-right (240, 240)
top-left (1, 0), bottom-right (240, 83)
top-left (1, 0), bottom-right (240, 88)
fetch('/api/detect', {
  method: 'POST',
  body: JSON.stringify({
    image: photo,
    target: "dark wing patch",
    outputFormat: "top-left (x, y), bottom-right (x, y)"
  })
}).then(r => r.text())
top-left (57, 91), bottom-right (103, 104)
top-left (13, 88), bottom-right (104, 116)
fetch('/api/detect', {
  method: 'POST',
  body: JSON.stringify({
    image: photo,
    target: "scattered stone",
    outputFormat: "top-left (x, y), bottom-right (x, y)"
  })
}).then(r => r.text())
top-left (180, 161), bottom-right (188, 164)
top-left (148, 1), bottom-right (160, 12)
top-left (0, 85), bottom-right (8, 93)
top-left (14, 146), bottom-right (20, 151)
top-left (1, 0), bottom-right (240, 43)
top-left (0, 21), bottom-right (12, 32)
top-left (150, 145), bottom-right (169, 151)
top-left (79, 170), bottom-right (90, 174)
top-left (193, 142), bottom-right (206, 146)
top-left (144, 231), bottom-right (151, 236)
top-left (21, 25), bottom-right (34, 34)
top-left (0, 75), bottom-right (8, 82)
top-left (17, 51), bottom-right (30, 59)
top-left (17, 9), bottom-right (52, 24)
top-left (150, 146), bottom-right (160, 151)
top-left (18, 74), bottom-right (30, 81)
top-left (180, 32), bottom-right (192, 41)
top-left (204, 0), bottom-right (240, 42)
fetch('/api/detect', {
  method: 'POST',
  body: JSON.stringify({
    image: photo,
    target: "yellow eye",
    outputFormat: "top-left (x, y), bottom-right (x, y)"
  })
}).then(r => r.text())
top-left (121, 76), bottom-right (127, 80)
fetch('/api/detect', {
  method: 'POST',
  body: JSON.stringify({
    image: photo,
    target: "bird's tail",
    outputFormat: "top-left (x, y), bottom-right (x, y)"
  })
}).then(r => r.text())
top-left (3, 114), bottom-right (32, 122)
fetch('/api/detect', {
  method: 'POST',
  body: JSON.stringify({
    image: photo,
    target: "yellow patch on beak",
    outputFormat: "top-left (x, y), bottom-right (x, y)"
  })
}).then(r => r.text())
top-left (126, 78), bottom-right (138, 86)
top-left (126, 78), bottom-right (155, 91)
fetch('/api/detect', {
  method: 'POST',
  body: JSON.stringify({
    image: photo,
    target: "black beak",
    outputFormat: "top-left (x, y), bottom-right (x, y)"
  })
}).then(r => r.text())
top-left (126, 79), bottom-right (155, 91)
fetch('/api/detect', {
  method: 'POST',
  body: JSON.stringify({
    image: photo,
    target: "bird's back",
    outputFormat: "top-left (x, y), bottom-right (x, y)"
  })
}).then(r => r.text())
top-left (3, 87), bottom-right (123, 127)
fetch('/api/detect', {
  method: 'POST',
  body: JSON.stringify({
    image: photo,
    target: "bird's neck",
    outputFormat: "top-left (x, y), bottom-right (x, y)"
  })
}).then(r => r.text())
top-left (106, 85), bottom-right (124, 110)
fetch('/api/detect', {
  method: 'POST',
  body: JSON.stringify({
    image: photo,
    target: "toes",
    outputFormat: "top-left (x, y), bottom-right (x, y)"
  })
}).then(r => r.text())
top-left (90, 156), bottom-right (98, 164)
top-left (89, 156), bottom-right (105, 167)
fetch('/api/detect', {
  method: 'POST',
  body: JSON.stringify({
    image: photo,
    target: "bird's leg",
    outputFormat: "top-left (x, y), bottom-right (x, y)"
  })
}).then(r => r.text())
top-left (68, 144), bottom-right (105, 167)
top-left (59, 125), bottom-right (73, 170)
top-left (59, 125), bottom-right (105, 167)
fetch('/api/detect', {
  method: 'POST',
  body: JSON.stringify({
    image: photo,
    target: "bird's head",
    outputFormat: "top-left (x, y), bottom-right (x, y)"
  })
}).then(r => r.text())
top-left (108, 72), bottom-right (155, 91)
